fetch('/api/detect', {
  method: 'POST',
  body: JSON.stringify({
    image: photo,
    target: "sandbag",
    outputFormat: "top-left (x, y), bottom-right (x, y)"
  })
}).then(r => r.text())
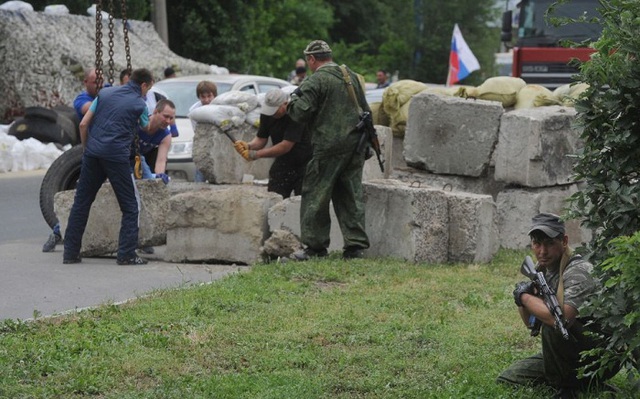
top-left (390, 101), bottom-right (411, 138)
top-left (382, 80), bottom-right (429, 115)
top-left (554, 82), bottom-right (589, 106)
top-left (188, 104), bottom-right (246, 131)
top-left (212, 91), bottom-right (259, 113)
top-left (421, 86), bottom-right (467, 97)
top-left (245, 108), bottom-right (261, 128)
top-left (455, 76), bottom-right (526, 107)
top-left (0, 131), bottom-right (19, 173)
top-left (514, 84), bottom-right (561, 109)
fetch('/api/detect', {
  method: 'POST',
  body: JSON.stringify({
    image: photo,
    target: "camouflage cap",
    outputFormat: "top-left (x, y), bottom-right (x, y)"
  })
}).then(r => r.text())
top-left (528, 213), bottom-right (565, 238)
top-left (303, 40), bottom-right (332, 55)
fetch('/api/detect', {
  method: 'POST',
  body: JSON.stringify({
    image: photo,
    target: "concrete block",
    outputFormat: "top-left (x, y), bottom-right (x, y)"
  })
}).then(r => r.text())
top-left (494, 106), bottom-right (582, 187)
top-left (192, 123), bottom-right (274, 184)
top-left (165, 185), bottom-right (282, 264)
top-left (363, 179), bottom-right (449, 263)
top-left (404, 93), bottom-right (503, 177)
top-left (55, 179), bottom-right (170, 256)
top-left (497, 185), bottom-right (592, 249)
top-left (446, 191), bottom-right (499, 263)
top-left (363, 125), bottom-right (393, 180)
top-left (267, 196), bottom-right (344, 253)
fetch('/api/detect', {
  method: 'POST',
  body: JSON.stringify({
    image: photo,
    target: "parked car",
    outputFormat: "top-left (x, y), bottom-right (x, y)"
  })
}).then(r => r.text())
top-left (153, 74), bottom-right (292, 181)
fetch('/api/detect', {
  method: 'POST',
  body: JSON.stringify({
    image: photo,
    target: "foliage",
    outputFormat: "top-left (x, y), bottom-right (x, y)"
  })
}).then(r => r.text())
top-left (580, 233), bottom-right (640, 382)
top-left (2, 250), bottom-right (634, 397)
top-left (565, 0), bottom-right (640, 381)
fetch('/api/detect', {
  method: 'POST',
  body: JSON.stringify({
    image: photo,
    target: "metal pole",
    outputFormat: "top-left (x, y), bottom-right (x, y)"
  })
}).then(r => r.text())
top-left (151, 0), bottom-right (169, 45)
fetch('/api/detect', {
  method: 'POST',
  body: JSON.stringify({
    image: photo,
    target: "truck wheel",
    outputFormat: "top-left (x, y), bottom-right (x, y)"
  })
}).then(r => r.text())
top-left (8, 117), bottom-right (73, 146)
top-left (39, 145), bottom-right (83, 228)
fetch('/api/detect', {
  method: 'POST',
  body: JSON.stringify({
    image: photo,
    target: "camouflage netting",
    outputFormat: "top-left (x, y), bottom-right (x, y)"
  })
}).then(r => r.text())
top-left (0, 9), bottom-right (211, 123)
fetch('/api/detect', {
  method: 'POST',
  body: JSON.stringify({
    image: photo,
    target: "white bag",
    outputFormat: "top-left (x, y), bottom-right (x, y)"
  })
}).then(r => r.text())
top-left (212, 91), bottom-right (259, 113)
top-left (189, 104), bottom-right (246, 131)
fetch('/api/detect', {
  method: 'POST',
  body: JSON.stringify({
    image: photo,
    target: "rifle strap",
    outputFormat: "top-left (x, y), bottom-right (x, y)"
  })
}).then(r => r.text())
top-left (557, 250), bottom-right (580, 306)
top-left (339, 65), bottom-right (363, 115)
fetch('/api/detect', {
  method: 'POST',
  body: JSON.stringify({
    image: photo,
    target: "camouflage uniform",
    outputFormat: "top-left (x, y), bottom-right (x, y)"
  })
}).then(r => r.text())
top-left (287, 45), bottom-right (370, 252)
top-left (497, 256), bottom-right (616, 390)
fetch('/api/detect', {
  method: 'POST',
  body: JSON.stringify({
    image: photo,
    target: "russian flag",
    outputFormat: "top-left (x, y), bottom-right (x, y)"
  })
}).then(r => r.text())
top-left (447, 24), bottom-right (480, 86)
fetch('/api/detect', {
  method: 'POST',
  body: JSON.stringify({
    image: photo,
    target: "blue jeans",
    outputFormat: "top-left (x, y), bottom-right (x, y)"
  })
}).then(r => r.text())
top-left (63, 155), bottom-right (140, 260)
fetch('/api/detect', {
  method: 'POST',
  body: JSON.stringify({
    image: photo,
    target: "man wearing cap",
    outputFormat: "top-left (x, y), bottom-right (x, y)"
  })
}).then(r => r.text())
top-left (287, 40), bottom-right (371, 260)
top-left (497, 213), bottom-right (618, 397)
top-left (233, 88), bottom-right (311, 198)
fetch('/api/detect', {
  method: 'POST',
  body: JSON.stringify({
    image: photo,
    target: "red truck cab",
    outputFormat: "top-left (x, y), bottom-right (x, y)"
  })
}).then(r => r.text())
top-left (501, 0), bottom-right (602, 89)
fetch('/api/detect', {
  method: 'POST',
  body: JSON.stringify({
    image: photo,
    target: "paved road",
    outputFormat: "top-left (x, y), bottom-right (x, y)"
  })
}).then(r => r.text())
top-left (0, 169), bottom-right (243, 321)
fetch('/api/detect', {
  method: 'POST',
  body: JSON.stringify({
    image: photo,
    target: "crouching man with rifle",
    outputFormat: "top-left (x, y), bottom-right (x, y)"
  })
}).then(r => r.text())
top-left (497, 213), bottom-right (619, 398)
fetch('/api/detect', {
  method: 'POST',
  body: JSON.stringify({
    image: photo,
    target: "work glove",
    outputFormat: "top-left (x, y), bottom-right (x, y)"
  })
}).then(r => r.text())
top-left (234, 140), bottom-right (249, 155)
top-left (155, 173), bottom-right (171, 185)
top-left (241, 149), bottom-right (257, 161)
top-left (513, 281), bottom-right (535, 307)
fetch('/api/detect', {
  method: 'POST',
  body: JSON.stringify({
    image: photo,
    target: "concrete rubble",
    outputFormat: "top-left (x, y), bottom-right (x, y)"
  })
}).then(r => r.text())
top-left (52, 78), bottom-right (589, 266)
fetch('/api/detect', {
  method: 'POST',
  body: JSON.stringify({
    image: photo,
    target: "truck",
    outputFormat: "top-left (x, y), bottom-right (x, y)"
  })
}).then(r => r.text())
top-left (500, 0), bottom-right (602, 89)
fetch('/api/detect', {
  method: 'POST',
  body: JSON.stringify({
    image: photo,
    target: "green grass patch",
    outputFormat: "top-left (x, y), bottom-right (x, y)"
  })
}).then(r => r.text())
top-left (0, 249), bottom-right (635, 398)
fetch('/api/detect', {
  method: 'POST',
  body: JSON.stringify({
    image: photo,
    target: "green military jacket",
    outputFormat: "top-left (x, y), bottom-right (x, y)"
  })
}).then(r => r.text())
top-left (287, 62), bottom-right (371, 156)
top-left (545, 256), bottom-right (598, 312)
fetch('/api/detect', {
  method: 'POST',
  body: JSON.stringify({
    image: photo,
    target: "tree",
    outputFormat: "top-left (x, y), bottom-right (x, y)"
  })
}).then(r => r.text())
top-left (566, 0), bottom-right (640, 382)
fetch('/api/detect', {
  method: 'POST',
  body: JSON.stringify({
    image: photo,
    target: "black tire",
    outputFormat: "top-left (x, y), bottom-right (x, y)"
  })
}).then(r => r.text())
top-left (53, 105), bottom-right (80, 144)
top-left (39, 145), bottom-right (83, 228)
top-left (55, 112), bottom-right (79, 145)
top-left (25, 106), bottom-right (58, 123)
top-left (8, 117), bottom-right (73, 146)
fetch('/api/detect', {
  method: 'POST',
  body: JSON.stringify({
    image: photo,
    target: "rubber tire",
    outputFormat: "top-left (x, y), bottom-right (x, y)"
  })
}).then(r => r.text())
top-left (8, 117), bottom-right (73, 146)
top-left (53, 105), bottom-right (80, 144)
top-left (39, 145), bottom-right (84, 228)
top-left (25, 106), bottom-right (58, 123)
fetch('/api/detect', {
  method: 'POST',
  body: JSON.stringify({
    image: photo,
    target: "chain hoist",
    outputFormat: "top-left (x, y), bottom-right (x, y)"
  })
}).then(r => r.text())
top-left (94, 0), bottom-right (132, 87)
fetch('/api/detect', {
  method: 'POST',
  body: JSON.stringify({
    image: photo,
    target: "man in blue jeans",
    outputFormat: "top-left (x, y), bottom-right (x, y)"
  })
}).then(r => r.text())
top-left (63, 68), bottom-right (154, 265)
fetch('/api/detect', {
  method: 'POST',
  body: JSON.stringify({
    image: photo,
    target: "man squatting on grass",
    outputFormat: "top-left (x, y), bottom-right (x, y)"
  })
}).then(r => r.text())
top-left (497, 213), bottom-right (620, 398)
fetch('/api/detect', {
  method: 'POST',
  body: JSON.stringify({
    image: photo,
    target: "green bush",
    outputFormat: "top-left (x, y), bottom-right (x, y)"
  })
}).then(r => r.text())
top-left (566, 0), bottom-right (640, 380)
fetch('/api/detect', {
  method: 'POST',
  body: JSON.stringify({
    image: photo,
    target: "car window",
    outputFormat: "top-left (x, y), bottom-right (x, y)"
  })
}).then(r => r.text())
top-left (258, 83), bottom-right (287, 93)
top-left (238, 84), bottom-right (257, 94)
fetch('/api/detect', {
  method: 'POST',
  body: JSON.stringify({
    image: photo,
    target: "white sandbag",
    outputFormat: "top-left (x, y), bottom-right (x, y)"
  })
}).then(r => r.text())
top-left (11, 138), bottom-right (62, 171)
top-left (0, 1), bottom-right (34, 12)
top-left (514, 84), bottom-right (560, 109)
top-left (188, 104), bottom-right (246, 131)
top-left (44, 5), bottom-right (70, 15)
top-left (554, 82), bottom-right (589, 106)
top-left (245, 108), bottom-right (261, 128)
top-left (0, 131), bottom-right (19, 173)
top-left (212, 91), bottom-right (259, 113)
top-left (455, 76), bottom-right (526, 107)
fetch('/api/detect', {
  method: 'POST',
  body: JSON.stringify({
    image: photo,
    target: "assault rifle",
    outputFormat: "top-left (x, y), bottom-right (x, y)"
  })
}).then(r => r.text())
top-left (356, 111), bottom-right (384, 173)
top-left (521, 256), bottom-right (569, 340)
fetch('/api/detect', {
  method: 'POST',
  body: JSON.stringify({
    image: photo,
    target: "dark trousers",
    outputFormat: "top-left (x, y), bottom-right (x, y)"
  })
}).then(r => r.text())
top-left (267, 158), bottom-right (306, 199)
top-left (63, 155), bottom-right (140, 260)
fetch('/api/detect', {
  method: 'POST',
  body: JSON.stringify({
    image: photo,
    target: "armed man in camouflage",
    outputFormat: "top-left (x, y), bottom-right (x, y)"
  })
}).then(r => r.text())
top-left (497, 213), bottom-right (619, 398)
top-left (287, 40), bottom-right (370, 261)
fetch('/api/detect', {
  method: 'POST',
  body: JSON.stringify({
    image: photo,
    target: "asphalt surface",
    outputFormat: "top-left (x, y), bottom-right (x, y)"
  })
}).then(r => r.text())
top-left (0, 170), bottom-right (245, 321)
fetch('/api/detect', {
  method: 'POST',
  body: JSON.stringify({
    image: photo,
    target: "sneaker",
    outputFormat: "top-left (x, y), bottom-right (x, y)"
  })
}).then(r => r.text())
top-left (116, 256), bottom-right (148, 265)
top-left (139, 246), bottom-right (155, 255)
top-left (290, 247), bottom-right (328, 261)
top-left (343, 246), bottom-right (365, 259)
top-left (62, 257), bottom-right (82, 264)
top-left (42, 233), bottom-right (62, 252)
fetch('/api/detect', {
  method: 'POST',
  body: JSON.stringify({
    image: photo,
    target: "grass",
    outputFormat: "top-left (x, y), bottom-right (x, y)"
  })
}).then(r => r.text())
top-left (0, 249), bottom-right (635, 398)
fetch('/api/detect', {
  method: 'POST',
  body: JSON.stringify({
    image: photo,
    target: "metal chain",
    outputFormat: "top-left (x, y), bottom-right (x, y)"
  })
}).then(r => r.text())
top-left (95, 1), bottom-right (104, 90)
top-left (121, 0), bottom-right (132, 73)
top-left (106, 0), bottom-right (116, 85)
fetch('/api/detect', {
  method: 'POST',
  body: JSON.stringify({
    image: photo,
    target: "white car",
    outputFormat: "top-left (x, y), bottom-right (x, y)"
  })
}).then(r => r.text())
top-left (153, 74), bottom-right (292, 181)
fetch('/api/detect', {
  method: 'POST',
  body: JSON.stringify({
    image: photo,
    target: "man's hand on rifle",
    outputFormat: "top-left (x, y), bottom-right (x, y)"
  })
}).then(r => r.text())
top-left (513, 281), bottom-right (536, 307)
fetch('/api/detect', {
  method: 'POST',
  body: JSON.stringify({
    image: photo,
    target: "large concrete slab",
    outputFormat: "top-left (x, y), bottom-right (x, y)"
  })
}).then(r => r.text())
top-left (496, 184), bottom-right (592, 249)
top-left (165, 185), bottom-right (282, 264)
top-left (55, 179), bottom-right (171, 256)
top-left (404, 93), bottom-right (503, 177)
top-left (494, 106), bottom-right (582, 187)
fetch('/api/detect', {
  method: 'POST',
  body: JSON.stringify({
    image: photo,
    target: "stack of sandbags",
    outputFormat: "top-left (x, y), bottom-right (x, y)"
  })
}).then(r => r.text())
top-left (382, 80), bottom-right (429, 137)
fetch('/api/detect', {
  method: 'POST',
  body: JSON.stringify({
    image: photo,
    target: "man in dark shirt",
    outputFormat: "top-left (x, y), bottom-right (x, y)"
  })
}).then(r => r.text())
top-left (234, 88), bottom-right (311, 198)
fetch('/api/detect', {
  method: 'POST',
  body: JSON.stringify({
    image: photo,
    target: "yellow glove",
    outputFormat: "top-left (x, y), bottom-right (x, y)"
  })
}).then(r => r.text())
top-left (234, 140), bottom-right (249, 155)
top-left (241, 149), bottom-right (257, 161)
